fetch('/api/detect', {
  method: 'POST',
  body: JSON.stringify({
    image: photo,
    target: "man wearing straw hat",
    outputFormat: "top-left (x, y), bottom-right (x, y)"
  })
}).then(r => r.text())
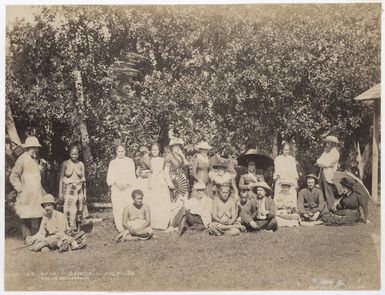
top-left (10, 136), bottom-right (45, 240)
top-left (25, 194), bottom-right (68, 251)
top-left (240, 181), bottom-right (278, 232)
top-left (316, 135), bottom-right (340, 210)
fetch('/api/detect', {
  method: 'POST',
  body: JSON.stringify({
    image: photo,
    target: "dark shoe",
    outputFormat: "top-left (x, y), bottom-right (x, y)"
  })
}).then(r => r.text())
top-left (137, 233), bottom-right (151, 240)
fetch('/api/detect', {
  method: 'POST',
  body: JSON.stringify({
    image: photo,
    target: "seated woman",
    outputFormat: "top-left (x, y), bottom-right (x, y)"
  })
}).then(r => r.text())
top-left (172, 182), bottom-right (213, 236)
top-left (274, 181), bottom-right (300, 227)
top-left (209, 185), bottom-right (245, 236)
top-left (209, 159), bottom-right (239, 199)
top-left (238, 160), bottom-right (265, 191)
top-left (117, 189), bottom-right (153, 242)
top-left (323, 177), bottom-right (369, 225)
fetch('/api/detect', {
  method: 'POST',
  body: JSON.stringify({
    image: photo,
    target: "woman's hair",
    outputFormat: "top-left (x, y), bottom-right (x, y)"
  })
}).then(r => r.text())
top-left (281, 141), bottom-right (291, 152)
top-left (131, 189), bottom-right (144, 198)
top-left (69, 144), bottom-right (80, 154)
top-left (151, 142), bottom-right (160, 150)
top-left (115, 142), bottom-right (126, 152)
top-left (150, 142), bottom-right (162, 156)
top-left (220, 144), bottom-right (231, 159)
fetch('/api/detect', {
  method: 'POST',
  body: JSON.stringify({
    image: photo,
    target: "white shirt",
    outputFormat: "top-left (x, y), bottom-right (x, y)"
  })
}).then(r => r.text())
top-left (316, 147), bottom-right (340, 183)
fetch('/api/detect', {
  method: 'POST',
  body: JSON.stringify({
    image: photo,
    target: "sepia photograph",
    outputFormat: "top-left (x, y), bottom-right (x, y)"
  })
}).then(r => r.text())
top-left (3, 2), bottom-right (382, 292)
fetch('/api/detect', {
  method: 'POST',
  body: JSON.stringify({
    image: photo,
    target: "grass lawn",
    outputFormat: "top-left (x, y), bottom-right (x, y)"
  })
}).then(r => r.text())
top-left (4, 201), bottom-right (381, 291)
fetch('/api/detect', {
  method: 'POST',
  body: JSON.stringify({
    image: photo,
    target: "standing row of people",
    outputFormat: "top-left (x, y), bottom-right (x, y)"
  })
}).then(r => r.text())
top-left (9, 133), bottom-right (370, 248)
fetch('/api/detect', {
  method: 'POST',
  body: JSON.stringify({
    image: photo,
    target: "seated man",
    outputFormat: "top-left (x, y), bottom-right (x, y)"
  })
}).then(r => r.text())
top-left (240, 181), bottom-right (277, 232)
top-left (209, 185), bottom-right (244, 236)
top-left (331, 177), bottom-right (369, 223)
top-left (297, 174), bottom-right (328, 222)
top-left (25, 194), bottom-right (78, 252)
top-left (118, 189), bottom-right (153, 242)
top-left (274, 180), bottom-right (300, 227)
top-left (173, 182), bottom-right (213, 236)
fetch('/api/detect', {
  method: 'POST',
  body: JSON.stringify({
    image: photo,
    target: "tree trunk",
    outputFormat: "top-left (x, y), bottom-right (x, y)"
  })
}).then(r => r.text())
top-left (272, 131), bottom-right (281, 159)
top-left (5, 101), bottom-right (21, 145)
top-left (73, 69), bottom-right (93, 167)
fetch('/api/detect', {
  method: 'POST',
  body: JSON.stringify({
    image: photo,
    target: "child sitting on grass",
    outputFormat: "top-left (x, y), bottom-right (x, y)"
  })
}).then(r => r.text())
top-left (115, 189), bottom-right (153, 242)
top-left (209, 185), bottom-right (245, 236)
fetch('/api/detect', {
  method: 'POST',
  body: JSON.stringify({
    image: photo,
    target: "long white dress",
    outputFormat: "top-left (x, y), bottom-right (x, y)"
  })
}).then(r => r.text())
top-left (274, 154), bottom-right (299, 227)
top-left (146, 157), bottom-right (172, 230)
top-left (107, 157), bottom-right (136, 232)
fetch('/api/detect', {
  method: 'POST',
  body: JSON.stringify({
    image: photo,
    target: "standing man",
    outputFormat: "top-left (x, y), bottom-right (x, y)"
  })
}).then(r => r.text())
top-left (297, 174), bottom-right (328, 221)
top-left (10, 136), bottom-right (45, 240)
top-left (316, 135), bottom-right (340, 210)
top-left (240, 181), bottom-right (277, 232)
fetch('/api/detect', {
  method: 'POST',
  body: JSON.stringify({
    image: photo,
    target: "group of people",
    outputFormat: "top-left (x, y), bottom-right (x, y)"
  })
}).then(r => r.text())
top-left (9, 133), bottom-right (370, 250)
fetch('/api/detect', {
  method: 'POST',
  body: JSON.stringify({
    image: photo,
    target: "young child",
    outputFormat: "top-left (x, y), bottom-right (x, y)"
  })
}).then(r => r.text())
top-left (117, 189), bottom-right (153, 242)
top-left (237, 189), bottom-right (250, 217)
top-left (209, 185), bottom-right (244, 236)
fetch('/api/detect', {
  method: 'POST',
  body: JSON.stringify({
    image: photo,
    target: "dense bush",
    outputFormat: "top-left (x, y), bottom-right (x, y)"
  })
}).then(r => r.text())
top-left (6, 4), bottom-right (380, 200)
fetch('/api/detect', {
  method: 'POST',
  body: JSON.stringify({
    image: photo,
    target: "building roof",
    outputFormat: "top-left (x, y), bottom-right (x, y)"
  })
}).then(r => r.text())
top-left (354, 83), bottom-right (381, 101)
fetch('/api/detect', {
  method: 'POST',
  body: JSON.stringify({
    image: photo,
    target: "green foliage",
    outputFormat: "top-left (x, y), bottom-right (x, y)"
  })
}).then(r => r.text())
top-left (6, 4), bottom-right (380, 200)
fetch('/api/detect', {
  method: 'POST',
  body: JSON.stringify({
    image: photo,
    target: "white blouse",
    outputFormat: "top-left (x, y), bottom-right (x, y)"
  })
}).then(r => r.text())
top-left (106, 157), bottom-right (136, 187)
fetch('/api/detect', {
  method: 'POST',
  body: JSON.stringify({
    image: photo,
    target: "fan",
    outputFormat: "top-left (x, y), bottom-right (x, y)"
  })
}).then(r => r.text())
top-left (170, 172), bottom-right (188, 199)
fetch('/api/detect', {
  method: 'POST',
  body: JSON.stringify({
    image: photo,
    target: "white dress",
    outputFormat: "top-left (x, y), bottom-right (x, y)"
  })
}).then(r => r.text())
top-left (107, 157), bottom-right (136, 232)
top-left (146, 157), bottom-right (172, 230)
top-left (273, 154), bottom-right (299, 227)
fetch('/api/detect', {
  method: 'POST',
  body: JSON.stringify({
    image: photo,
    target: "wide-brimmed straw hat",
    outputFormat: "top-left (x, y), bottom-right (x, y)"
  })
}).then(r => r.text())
top-left (41, 194), bottom-right (56, 208)
top-left (169, 138), bottom-right (184, 147)
top-left (280, 180), bottom-right (295, 187)
top-left (195, 141), bottom-right (212, 151)
top-left (340, 177), bottom-right (354, 190)
top-left (323, 135), bottom-right (339, 144)
top-left (305, 174), bottom-right (318, 181)
top-left (23, 136), bottom-right (42, 148)
top-left (249, 181), bottom-right (272, 194)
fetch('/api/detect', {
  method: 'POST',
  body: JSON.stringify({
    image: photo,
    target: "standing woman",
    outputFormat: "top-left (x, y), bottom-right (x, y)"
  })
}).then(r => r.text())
top-left (10, 136), bottom-right (45, 240)
top-left (192, 141), bottom-right (213, 198)
top-left (146, 143), bottom-right (172, 230)
top-left (316, 135), bottom-right (340, 210)
top-left (58, 145), bottom-right (87, 229)
top-left (164, 138), bottom-right (190, 202)
top-left (107, 143), bottom-right (137, 232)
top-left (239, 160), bottom-right (265, 191)
top-left (273, 142), bottom-right (299, 195)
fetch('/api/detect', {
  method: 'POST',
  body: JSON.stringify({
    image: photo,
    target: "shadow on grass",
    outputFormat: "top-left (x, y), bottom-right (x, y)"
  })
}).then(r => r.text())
top-left (4, 203), bottom-right (380, 291)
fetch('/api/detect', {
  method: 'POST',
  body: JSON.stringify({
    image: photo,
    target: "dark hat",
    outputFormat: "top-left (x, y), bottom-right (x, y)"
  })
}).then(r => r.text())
top-left (305, 174), bottom-right (318, 181)
top-left (212, 158), bottom-right (228, 169)
top-left (340, 177), bottom-right (354, 190)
